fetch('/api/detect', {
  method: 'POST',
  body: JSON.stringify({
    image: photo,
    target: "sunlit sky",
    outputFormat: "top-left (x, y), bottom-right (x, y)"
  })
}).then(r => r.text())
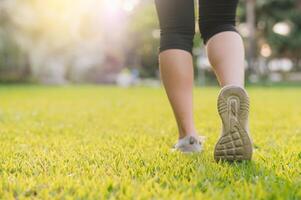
top-left (10, 0), bottom-right (141, 47)
top-left (103, 0), bottom-right (140, 13)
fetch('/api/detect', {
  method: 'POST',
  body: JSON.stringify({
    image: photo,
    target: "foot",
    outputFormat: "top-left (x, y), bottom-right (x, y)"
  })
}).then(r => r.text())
top-left (172, 135), bottom-right (204, 153)
top-left (214, 85), bottom-right (253, 162)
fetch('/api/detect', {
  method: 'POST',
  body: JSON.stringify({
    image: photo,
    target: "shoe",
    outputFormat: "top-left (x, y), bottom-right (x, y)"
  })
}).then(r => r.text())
top-left (172, 135), bottom-right (204, 153)
top-left (214, 85), bottom-right (253, 162)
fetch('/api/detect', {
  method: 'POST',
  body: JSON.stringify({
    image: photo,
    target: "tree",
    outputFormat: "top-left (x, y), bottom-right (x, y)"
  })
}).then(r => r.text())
top-left (0, 0), bottom-right (128, 83)
top-left (259, 0), bottom-right (301, 62)
top-left (127, 1), bottom-right (160, 78)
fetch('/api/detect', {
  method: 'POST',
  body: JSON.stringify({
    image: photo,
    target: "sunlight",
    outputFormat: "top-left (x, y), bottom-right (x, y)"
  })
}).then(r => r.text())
top-left (10, 0), bottom-right (141, 69)
top-left (103, 0), bottom-right (122, 14)
top-left (12, 0), bottom-right (140, 42)
top-left (123, 0), bottom-right (139, 12)
top-left (103, 0), bottom-right (139, 13)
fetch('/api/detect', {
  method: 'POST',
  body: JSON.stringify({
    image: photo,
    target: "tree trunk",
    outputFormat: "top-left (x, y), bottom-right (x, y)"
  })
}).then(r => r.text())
top-left (246, 0), bottom-right (257, 74)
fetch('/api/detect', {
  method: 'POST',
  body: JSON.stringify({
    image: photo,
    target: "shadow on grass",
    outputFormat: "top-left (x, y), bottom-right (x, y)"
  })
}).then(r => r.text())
top-left (198, 159), bottom-right (301, 199)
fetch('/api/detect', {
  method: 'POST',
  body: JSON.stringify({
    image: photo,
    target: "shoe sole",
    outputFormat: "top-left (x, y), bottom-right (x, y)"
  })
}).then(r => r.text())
top-left (214, 86), bottom-right (253, 162)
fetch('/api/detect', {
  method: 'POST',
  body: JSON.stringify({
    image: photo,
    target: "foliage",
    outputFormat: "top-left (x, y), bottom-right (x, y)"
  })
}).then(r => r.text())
top-left (257, 0), bottom-right (301, 59)
top-left (0, 86), bottom-right (300, 199)
top-left (127, 1), bottom-right (159, 78)
top-left (0, 0), bottom-right (125, 83)
top-left (0, 3), bottom-right (30, 82)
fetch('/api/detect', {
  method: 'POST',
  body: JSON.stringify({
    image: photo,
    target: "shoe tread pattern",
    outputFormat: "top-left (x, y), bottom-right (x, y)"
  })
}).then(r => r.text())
top-left (214, 86), bottom-right (253, 162)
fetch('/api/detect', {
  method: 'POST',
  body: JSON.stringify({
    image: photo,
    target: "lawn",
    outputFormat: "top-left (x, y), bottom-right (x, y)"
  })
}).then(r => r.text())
top-left (0, 85), bottom-right (300, 199)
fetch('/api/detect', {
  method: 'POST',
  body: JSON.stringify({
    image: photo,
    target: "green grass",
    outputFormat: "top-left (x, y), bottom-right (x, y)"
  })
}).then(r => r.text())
top-left (0, 85), bottom-right (300, 199)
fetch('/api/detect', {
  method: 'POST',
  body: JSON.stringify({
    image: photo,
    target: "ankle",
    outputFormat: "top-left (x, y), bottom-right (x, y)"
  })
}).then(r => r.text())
top-left (179, 132), bottom-right (198, 139)
top-left (221, 83), bottom-right (244, 89)
top-left (178, 125), bottom-right (198, 139)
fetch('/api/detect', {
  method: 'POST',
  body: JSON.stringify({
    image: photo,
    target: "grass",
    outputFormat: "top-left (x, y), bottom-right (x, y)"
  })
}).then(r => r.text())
top-left (0, 85), bottom-right (300, 199)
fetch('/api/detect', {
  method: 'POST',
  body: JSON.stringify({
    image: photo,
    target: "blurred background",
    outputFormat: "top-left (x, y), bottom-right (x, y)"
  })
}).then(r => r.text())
top-left (0, 0), bottom-right (300, 86)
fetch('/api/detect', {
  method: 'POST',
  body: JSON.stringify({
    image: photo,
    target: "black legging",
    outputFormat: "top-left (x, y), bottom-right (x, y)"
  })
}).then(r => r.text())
top-left (155, 0), bottom-right (239, 54)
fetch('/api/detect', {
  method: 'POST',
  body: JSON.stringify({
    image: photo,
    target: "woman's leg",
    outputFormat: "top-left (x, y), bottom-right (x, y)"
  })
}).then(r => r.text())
top-left (199, 0), bottom-right (244, 87)
top-left (198, 0), bottom-right (253, 161)
top-left (155, 0), bottom-right (197, 139)
top-left (206, 32), bottom-right (245, 87)
top-left (159, 50), bottom-right (196, 139)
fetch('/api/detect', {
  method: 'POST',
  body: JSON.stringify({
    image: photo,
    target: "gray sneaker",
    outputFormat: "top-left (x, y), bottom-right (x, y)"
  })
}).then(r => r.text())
top-left (172, 135), bottom-right (204, 153)
top-left (214, 85), bottom-right (253, 162)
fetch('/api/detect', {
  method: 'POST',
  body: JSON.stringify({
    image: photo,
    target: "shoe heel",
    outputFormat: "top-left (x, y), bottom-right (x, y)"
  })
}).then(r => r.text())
top-left (214, 86), bottom-right (253, 162)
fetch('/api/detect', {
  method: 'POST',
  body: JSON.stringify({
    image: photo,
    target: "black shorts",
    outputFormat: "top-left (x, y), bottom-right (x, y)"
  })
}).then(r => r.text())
top-left (155, 0), bottom-right (239, 54)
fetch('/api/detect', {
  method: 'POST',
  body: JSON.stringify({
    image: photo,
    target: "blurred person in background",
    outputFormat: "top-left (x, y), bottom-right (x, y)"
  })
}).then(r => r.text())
top-left (155, 0), bottom-right (253, 162)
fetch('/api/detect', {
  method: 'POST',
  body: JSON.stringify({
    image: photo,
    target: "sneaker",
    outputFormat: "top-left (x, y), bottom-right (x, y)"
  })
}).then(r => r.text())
top-left (172, 135), bottom-right (204, 153)
top-left (214, 85), bottom-right (253, 162)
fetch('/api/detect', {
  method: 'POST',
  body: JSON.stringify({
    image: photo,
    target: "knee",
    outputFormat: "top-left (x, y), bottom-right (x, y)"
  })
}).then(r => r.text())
top-left (199, 0), bottom-right (239, 44)
top-left (199, 23), bottom-right (238, 45)
top-left (159, 28), bottom-right (195, 54)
